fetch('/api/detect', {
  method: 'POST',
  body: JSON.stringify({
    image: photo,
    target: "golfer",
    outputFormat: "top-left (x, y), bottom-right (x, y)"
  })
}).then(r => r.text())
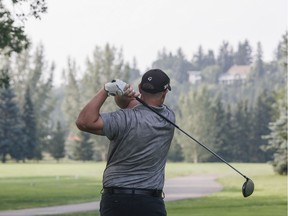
top-left (76, 69), bottom-right (175, 216)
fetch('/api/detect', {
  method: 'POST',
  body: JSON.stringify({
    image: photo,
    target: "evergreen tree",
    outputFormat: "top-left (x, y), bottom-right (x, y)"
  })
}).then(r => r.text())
top-left (234, 40), bottom-right (252, 65)
top-left (275, 32), bottom-right (287, 61)
top-left (73, 131), bottom-right (94, 161)
top-left (168, 142), bottom-right (184, 162)
top-left (252, 42), bottom-right (265, 78)
top-left (22, 86), bottom-right (38, 160)
top-left (28, 44), bottom-right (55, 158)
top-left (262, 87), bottom-right (287, 175)
top-left (217, 41), bottom-right (234, 72)
top-left (204, 50), bottom-right (216, 66)
top-left (152, 48), bottom-right (192, 83)
top-left (207, 95), bottom-right (228, 162)
top-left (0, 72), bottom-right (24, 162)
top-left (128, 57), bottom-right (141, 83)
top-left (49, 121), bottom-right (65, 161)
top-left (192, 45), bottom-right (205, 70)
top-left (249, 91), bottom-right (275, 162)
top-left (229, 100), bottom-right (251, 162)
top-left (192, 46), bottom-right (215, 70)
top-left (219, 104), bottom-right (235, 161)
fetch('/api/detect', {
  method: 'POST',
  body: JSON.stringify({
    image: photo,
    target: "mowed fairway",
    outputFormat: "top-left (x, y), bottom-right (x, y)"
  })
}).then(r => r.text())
top-left (0, 163), bottom-right (286, 216)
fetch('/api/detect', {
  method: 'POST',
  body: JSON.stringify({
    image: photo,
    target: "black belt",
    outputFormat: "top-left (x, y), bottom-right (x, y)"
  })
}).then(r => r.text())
top-left (103, 187), bottom-right (164, 198)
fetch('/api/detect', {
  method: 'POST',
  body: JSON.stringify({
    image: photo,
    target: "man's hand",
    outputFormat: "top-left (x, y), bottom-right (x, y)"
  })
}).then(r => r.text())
top-left (123, 84), bottom-right (140, 98)
top-left (114, 83), bottom-right (140, 109)
top-left (104, 79), bottom-right (127, 96)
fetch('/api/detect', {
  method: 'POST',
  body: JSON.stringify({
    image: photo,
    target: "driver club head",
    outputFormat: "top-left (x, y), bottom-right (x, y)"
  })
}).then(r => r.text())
top-left (242, 178), bottom-right (254, 197)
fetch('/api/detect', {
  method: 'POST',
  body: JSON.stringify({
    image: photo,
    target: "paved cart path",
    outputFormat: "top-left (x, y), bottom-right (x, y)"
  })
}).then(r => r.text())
top-left (0, 175), bottom-right (223, 216)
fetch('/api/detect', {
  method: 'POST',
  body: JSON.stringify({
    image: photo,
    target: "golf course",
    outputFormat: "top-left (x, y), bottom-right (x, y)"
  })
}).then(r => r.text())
top-left (0, 162), bottom-right (286, 216)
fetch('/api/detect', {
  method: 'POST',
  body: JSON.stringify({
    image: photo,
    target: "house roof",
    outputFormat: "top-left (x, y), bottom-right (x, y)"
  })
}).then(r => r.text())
top-left (227, 65), bottom-right (251, 75)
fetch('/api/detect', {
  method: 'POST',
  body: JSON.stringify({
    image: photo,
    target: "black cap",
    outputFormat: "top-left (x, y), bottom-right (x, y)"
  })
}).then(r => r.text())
top-left (140, 69), bottom-right (171, 93)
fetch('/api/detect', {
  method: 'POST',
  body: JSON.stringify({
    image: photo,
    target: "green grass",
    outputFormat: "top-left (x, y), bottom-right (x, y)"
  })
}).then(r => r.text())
top-left (0, 162), bottom-right (287, 216)
top-left (0, 162), bottom-right (105, 210)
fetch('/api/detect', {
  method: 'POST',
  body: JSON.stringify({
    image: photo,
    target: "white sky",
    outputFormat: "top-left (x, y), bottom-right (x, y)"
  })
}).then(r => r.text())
top-left (23, 0), bottom-right (287, 84)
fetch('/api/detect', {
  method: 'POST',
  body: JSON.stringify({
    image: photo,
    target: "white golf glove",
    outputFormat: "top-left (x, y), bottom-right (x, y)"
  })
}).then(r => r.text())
top-left (104, 79), bottom-right (127, 96)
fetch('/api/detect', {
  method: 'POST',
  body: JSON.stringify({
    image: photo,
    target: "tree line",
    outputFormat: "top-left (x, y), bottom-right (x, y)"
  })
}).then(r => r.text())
top-left (0, 7), bottom-right (286, 174)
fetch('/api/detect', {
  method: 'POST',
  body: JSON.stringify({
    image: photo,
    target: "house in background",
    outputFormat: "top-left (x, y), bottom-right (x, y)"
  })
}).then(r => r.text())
top-left (188, 71), bottom-right (202, 84)
top-left (219, 65), bottom-right (252, 85)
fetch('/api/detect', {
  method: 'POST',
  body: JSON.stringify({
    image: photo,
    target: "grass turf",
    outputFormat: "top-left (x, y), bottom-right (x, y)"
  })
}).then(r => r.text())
top-left (0, 162), bottom-right (286, 216)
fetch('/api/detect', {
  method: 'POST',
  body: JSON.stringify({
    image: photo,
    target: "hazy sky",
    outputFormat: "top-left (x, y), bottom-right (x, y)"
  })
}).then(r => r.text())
top-left (24, 0), bottom-right (287, 84)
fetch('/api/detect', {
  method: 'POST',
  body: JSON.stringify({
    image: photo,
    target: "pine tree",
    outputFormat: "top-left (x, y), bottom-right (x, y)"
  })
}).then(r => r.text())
top-left (262, 89), bottom-right (287, 175)
top-left (22, 86), bottom-right (38, 160)
top-left (253, 42), bottom-right (265, 78)
top-left (73, 131), bottom-right (94, 161)
top-left (217, 41), bottom-right (234, 72)
top-left (249, 91), bottom-right (275, 162)
top-left (152, 48), bottom-right (192, 83)
top-left (0, 72), bottom-right (25, 162)
top-left (229, 100), bottom-right (251, 162)
top-left (28, 44), bottom-right (55, 158)
top-left (207, 95), bottom-right (228, 162)
top-left (234, 40), bottom-right (252, 65)
top-left (49, 121), bottom-right (65, 161)
top-left (192, 45), bottom-right (205, 70)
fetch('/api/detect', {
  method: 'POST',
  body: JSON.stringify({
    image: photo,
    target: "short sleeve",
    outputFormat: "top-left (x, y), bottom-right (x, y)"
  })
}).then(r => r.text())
top-left (100, 111), bottom-right (126, 140)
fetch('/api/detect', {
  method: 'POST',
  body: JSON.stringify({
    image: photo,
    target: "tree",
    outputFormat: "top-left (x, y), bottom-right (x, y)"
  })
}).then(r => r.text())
top-left (0, 0), bottom-right (47, 86)
top-left (168, 142), bottom-right (184, 162)
top-left (275, 31), bottom-right (287, 62)
top-left (192, 45), bottom-right (205, 70)
top-left (49, 121), bottom-right (65, 161)
top-left (192, 46), bottom-right (215, 70)
top-left (152, 48), bottom-right (192, 83)
top-left (22, 86), bottom-right (38, 160)
top-left (234, 40), bottom-right (252, 65)
top-left (77, 44), bottom-right (130, 160)
top-left (217, 41), bottom-right (234, 72)
top-left (28, 44), bottom-right (55, 157)
top-left (207, 94), bottom-right (228, 162)
top-left (176, 86), bottom-right (218, 162)
top-left (0, 71), bottom-right (24, 162)
top-left (249, 91), bottom-right (275, 162)
top-left (252, 42), bottom-right (265, 78)
top-left (62, 58), bottom-right (82, 158)
top-left (229, 100), bottom-right (251, 162)
top-left (73, 131), bottom-right (94, 161)
top-left (262, 89), bottom-right (287, 175)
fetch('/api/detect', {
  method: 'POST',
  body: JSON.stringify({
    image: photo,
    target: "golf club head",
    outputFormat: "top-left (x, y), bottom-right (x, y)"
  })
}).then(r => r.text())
top-left (242, 178), bottom-right (254, 197)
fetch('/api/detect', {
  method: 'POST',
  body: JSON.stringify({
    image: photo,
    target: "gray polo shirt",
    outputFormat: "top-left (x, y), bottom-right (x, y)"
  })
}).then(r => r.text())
top-left (101, 103), bottom-right (175, 190)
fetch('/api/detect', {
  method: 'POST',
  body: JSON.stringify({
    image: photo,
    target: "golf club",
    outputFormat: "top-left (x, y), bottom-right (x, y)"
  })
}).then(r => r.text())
top-left (135, 97), bottom-right (254, 198)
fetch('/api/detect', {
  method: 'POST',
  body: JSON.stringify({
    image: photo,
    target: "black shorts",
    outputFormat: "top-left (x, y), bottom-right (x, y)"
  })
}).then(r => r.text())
top-left (100, 193), bottom-right (167, 216)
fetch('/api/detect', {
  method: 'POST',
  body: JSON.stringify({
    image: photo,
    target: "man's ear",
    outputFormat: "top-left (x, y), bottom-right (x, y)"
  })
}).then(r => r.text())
top-left (138, 84), bottom-right (142, 94)
top-left (161, 90), bottom-right (168, 100)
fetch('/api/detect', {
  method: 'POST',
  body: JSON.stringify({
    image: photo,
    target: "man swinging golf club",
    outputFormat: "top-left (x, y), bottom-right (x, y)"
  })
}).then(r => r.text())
top-left (76, 69), bottom-right (175, 216)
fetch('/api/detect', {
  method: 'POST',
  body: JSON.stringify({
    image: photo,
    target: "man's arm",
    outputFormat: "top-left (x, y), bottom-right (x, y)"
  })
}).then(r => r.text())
top-left (76, 82), bottom-right (139, 135)
top-left (75, 87), bottom-right (107, 135)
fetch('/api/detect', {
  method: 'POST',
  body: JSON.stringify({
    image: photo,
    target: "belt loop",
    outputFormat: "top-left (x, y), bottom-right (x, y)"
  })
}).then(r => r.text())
top-left (132, 188), bottom-right (135, 195)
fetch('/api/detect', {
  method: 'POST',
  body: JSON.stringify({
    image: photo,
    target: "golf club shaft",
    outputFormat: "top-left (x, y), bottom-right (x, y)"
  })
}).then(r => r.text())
top-left (136, 97), bottom-right (248, 180)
